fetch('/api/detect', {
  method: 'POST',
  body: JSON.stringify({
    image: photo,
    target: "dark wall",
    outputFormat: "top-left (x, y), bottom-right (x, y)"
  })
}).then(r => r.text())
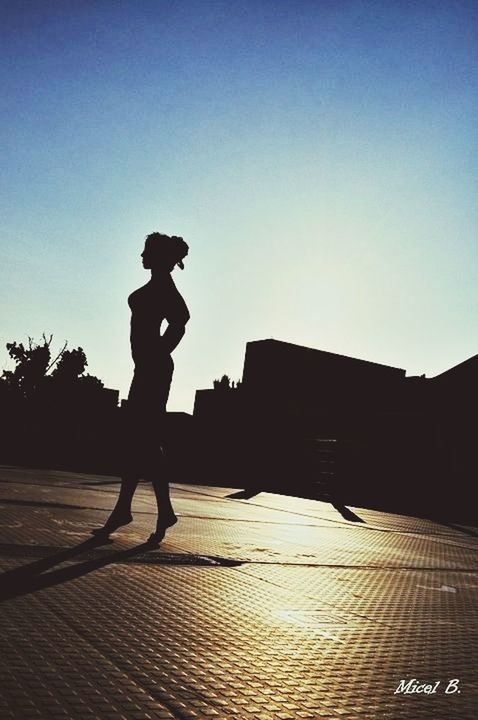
top-left (242, 339), bottom-right (406, 413)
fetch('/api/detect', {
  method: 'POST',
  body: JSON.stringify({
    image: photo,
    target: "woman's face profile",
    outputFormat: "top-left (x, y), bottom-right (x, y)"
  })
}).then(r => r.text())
top-left (141, 240), bottom-right (176, 272)
top-left (141, 242), bottom-right (153, 269)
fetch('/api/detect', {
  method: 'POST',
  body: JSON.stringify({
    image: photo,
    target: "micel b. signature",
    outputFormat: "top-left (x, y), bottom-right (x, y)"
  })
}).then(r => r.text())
top-left (395, 678), bottom-right (461, 695)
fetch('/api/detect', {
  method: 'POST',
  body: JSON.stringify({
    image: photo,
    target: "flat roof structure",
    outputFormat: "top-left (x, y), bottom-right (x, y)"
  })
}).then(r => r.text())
top-left (241, 339), bottom-right (406, 413)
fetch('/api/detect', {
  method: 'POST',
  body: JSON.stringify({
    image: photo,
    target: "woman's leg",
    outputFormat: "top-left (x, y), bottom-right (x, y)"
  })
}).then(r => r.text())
top-left (142, 360), bottom-right (176, 544)
top-left (91, 391), bottom-right (141, 535)
top-left (112, 474), bottom-right (140, 515)
top-left (146, 449), bottom-right (177, 543)
top-left (151, 474), bottom-right (177, 527)
top-left (91, 475), bottom-right (139, 535)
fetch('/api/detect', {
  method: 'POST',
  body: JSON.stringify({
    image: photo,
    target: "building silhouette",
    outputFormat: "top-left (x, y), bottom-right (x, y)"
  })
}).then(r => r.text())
top-left (193, 339), bottom-right (475, 515)
top-left (195, 338), bottom-right (410, 425)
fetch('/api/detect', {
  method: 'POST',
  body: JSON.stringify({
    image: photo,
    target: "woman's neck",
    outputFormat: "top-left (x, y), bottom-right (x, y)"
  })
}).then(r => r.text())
top-left (150, 268), bottom-right (172, 282)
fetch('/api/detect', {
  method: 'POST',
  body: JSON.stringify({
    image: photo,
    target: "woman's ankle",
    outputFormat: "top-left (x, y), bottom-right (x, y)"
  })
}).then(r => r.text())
top-left (111, 507), bottom-right (132, 519)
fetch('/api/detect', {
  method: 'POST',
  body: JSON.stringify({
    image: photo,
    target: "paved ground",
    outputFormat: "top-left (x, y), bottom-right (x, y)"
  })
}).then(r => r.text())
top-left (0, 465), bottom-right (476, 720)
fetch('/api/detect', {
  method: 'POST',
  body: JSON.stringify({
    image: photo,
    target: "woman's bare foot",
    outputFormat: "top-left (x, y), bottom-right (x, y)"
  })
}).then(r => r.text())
top-left (91, 510), bottom-right (133, 536)
top-left (159, 510), bottom-right (178, 530)
top-left (146, 512), bottom-right (177, 547)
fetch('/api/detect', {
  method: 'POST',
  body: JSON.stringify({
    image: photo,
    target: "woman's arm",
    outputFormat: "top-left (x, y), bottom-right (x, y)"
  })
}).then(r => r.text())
top-left (161, 287), bottom-right (190, 354)
top-left (161, 321), bottom-right (187, 354)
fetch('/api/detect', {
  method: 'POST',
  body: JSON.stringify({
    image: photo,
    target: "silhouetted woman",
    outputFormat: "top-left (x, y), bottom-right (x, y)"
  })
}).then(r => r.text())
top-left (93, 232), bottom-right (190, 545)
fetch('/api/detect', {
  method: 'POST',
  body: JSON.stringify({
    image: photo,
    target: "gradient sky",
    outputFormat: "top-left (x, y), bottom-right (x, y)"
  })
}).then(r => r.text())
top-left (2, 0), bottom-right (477, 412)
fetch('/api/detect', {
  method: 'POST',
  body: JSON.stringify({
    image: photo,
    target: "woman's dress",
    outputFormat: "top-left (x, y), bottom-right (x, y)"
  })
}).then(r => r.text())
top-left (124, 275), bottom-right (189, 476)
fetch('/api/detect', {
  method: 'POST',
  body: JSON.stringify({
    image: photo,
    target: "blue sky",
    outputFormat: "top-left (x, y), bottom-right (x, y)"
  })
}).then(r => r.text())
top-left (1, 0), bottom-right (477, 411)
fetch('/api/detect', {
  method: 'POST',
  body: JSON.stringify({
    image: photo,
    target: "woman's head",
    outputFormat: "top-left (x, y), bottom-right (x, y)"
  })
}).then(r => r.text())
top-left (141, 232), bottom-right (189, 272)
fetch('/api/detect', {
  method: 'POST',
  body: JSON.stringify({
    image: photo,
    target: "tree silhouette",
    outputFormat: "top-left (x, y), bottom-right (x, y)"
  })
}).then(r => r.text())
top-left (0, 334), bottom-right (116, 472)
top-left (1, 334), bottom-right (54, 398)
top-left (51, 347), bottom-right (87, 382)
top-left (1, 335), bottom-right (103, 400)
top-left (212, 374), bottom-right (242, 391)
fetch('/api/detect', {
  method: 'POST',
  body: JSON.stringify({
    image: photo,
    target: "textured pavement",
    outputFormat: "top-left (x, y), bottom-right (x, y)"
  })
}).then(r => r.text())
top-left (0, 466), bottom-right (477, 719)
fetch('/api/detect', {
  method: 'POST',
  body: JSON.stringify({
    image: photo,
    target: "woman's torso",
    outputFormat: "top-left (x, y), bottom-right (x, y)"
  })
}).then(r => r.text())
top-left (128, 276), bottom-right (189, 367)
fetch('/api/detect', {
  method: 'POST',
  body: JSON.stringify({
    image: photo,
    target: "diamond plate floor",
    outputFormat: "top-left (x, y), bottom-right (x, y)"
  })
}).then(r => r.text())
top-left (0, 466), bottom-right (477, 719)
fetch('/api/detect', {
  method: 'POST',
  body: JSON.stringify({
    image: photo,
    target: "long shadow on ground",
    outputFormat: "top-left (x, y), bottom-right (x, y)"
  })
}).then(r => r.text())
top-left (0, 537), bottom-right (160, 603)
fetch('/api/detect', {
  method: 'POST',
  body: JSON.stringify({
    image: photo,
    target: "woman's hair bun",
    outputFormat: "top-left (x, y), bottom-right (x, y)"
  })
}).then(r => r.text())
top-left (145, 232), bottom-right (189, 269)
top-left (171, 235), bottom-right (189, 269)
